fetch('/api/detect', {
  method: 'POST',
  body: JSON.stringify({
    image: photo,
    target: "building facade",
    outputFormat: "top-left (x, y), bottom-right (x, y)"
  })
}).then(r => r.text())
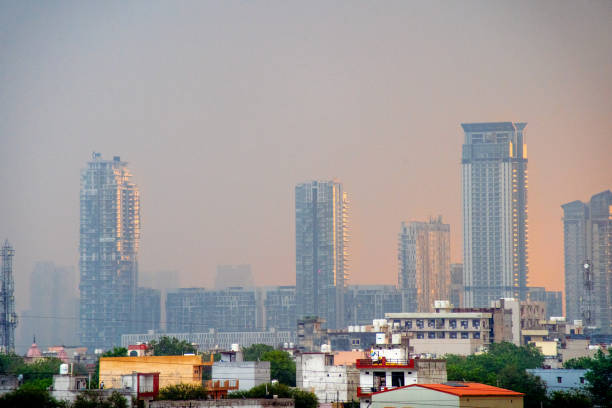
top-left (461, 122), bottom-right (529, 307)
top-left (295, 180), bottom-right (349, 329)
top-left (79, 153), bottom-right (140, 350)
top-left (562, 190), bottom-right (612, 332)
top-left (134, 287), bottom-right (161, 334)
top-left (450, 263), bottom-right (464, 308)
top-left (526, 287), bottom-right (563, 319)
top-left (398, 218), bottom-right (450, 312)
top-left (345, 285), bottom-right (402, 326)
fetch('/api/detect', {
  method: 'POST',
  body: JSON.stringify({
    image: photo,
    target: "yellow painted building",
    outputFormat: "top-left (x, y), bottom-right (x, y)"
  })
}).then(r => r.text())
top-left (99, 355), bottom-right (211, 389)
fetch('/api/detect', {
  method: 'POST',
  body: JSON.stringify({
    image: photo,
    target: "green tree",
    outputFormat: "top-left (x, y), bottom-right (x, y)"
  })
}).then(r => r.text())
top-left (242, 344), bottom-right (274, 361)
top-left (261, 350), bottom-right (296, 386)
top-left (149, 336), bottom-right (197, 356)
top-left (563, 356), bottom-right (594, 369)
top-left (92, 347), bottom-right (128, 388)
top-left (584, 348), bottom-right (612, 408)
top-left (228, 383), bottom-right (317, 408)
top-left (446, 342), bottom-right (547, 408)
top-left (547, 390), bottom-right (592, 408)
top-left (0, 387), bottom-right (64, 408)
top-left (73, 390), bottom-right (127, 408)
top-left (158, 383), bottom-right (208, 400)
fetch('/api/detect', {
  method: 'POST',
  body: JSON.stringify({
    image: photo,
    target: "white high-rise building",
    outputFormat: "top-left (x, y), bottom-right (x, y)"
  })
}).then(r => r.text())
top-left (461, 122), bottom-right (528, 307)
top-left (295, 180), bottom-right (349, 329)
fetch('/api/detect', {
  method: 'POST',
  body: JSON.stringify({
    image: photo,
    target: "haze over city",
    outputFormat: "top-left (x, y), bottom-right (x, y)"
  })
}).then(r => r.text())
top-left (1, 0), bottom-right (612, 320)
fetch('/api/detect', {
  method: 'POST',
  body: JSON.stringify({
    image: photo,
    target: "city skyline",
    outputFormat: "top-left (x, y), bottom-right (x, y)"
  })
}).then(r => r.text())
top-left (2, 1), bottom-right (612, 318)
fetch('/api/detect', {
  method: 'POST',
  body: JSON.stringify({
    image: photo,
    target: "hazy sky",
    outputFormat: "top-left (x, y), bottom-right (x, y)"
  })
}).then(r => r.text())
top-left (1, 1), bottom-right (611, 314)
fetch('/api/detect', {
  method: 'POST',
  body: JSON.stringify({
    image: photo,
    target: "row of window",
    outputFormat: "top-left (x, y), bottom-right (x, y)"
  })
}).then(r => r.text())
top-left (403, 319), bottom-right (485, 329)
top-left (415, 331), bottom-right (482, 340)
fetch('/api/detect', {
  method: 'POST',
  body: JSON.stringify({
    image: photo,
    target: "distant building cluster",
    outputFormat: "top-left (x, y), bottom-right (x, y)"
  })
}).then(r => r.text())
top-left (9, 122), bottom-right (604, 354)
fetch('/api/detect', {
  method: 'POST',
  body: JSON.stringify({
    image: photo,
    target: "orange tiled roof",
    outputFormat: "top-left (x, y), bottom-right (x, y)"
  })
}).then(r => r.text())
top-left (372, 382), bottom-right (523, 398)
top-left (413, 383), bottom-right (523, 397)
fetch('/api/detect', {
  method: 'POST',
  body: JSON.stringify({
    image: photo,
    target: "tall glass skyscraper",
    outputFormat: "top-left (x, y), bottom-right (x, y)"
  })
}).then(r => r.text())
top-left (295, 180), bottom-right (348, 329)
top-left (562, 190), bottom-right (612, 332)
top-left (79, 153), bottom-right (140, 350)
top-left (461, 122), bottom-right (528, 307)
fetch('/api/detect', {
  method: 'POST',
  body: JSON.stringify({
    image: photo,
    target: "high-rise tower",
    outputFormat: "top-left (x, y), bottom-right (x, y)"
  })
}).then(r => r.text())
top-left (398, 218), bottom-right (451, 312)
top-left (295, 180), bottom-right (348, 329)
top-left (0, 240), bottom-right (17, 353)
top-left (563, 190), bottom-right (612, 332)
top-left (79, 153), bottom-right (140, 350)
top-left (461, 122), bottom-right (528, 307)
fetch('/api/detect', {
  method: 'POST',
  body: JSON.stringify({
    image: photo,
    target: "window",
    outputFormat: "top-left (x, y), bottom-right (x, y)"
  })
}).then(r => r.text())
top-left (461, 320), bottom-right (468, 329)
top-left (406, 320), bottom-right (412, 329)
top-left (416, 319), bottom-right (424, 329)
top-left (461, 332), bottom-right (469, 339)
top-left (473, 332), bottom-right (480, 339)
top-left (428, 332), bottom-right (436, 339)
top-left (449, 319), bottom-right (457, 329)
top-left (557, 377), bottom-right (562, 383)
top-left (449, 332), bottom-right (457, 339)
top-left (417, 332), bottom-right (424, 339)
top-left (437, 332), bottom-right (445, 339)
top-left (580, 377), bottom-right (585, 384)
top-left (428, 319), bottom-right (435, 328)
top-left (472, 320), bottom-right (480, 328)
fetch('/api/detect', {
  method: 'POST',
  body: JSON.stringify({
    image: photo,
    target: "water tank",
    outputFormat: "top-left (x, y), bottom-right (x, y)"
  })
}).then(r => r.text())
top-left (59, 364), bottom-right (69, 375)
top-left (320, 344), bottom-right (331, 353)
top-left (231, 343), bottom-right (240, 352)
top-left (289, 342), bottom-right (294, 348)
top-left (283, 342), bottom-right (289, 349)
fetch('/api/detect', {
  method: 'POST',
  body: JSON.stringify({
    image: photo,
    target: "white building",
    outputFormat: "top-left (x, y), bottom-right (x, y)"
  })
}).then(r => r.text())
top-left (461, 122), bottom-right (529, 307)
top-left (212, 350), bottom-right (270, 391)
top-left (296, 352), bottom-right (359, 403)
top-left (355, 346), bottom-right (446, 406)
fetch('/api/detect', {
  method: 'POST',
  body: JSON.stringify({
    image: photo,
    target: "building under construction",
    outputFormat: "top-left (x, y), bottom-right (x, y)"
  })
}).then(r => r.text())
top-left (79, 153), bottom-right (140, 350)
top-left (0, 240), bottom-right (17, 353)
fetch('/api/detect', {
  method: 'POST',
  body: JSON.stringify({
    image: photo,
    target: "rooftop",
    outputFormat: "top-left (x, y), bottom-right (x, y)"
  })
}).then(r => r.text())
top-left (374, 382), bottom-right (524, 397)
top-left (461, 122), bottom-right (516, 132)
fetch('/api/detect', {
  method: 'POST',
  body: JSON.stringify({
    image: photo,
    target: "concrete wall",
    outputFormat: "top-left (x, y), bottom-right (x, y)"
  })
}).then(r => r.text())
top-left (100, 355), bottom-right (205, 389)
top-left (296, 353), bottom-right (358, 402)
top-left (410, 338), bottom-right (484, 356)
top-left (527, 369), bottom-right (588, 394)
top-left (459, 396), bottom-right (523, 407)
top-left (150, 398), bottom-right (294, 408)
top-left (212, 361), bottom-right (270, 391)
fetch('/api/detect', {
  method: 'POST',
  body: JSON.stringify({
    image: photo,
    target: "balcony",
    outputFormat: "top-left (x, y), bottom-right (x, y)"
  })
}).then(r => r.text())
top-left (205, 379), bottom-right (240, 399)
top-left (355, 358), bottom-right (414, 369)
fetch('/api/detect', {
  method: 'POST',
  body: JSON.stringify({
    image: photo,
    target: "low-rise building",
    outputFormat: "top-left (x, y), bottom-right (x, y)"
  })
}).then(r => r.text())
top-left (0, 375), bottom-right (18, 396)
top-left (212, 350), bottom-right (270, 391)
top-left (527, 369), bottom-right (589, 394)
top-left (99, 355), bottom-right (211, 389)
top-left (296, 352), bottom-right (359, 403)
top-left (355, 346), bottom-right (446, 402)
top-left (385, 307), bottom-right (492, 356)
top-left (365, 382), bottom-right (523, 408)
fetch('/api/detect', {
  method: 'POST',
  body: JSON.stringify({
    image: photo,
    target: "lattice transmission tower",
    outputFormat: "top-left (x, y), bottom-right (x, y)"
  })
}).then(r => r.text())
top-left (0, 240), bottom-right (17, 353)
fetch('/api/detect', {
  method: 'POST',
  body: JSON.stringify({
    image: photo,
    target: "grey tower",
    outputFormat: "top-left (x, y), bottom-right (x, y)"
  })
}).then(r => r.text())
top-left (461, 122), bottom-right (529, 307)
top-left (295, 180), bottom-right (348, 329)
top-left (563, 190), bottom-right (612, 332)
top-left (0, 241), bottom-right (17, 353)
top-left (79, 153), bottom-right (140, 350)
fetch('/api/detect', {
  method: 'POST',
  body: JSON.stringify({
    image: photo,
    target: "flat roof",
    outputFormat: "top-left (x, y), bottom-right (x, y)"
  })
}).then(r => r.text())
top-left (461, 122), bottom-right (516, 132)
